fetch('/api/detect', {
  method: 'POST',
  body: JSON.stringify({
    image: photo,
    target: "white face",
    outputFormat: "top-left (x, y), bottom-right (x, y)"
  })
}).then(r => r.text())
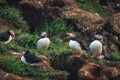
top-left (41, 32), bottom-right (47, 37)
top-left (94, 34), bottom-right (103, 42)
top-left (9, 30), bottom-right (16, 38)
top-left (67, 33), bottom-right (76, 38)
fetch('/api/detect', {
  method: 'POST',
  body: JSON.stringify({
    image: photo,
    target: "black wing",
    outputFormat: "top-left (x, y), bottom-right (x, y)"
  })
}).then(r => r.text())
top-left (104, 55), bottom-right (119, 61)
top-left (37, 36), bottom-right (44, 41)
top-left (74, 38), bottom-right (89, 51)
top-left (24, 52), bottom-right (41, 64)
top-left (0, 32), bottom-right (9, 41)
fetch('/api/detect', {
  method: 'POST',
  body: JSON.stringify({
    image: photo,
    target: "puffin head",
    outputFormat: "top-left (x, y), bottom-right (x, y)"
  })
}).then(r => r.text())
top-left (8, 30), bottom-right (16, 39)
top-left (41, 32), bottom-right (47, 38)
top-left (66, 32), bottom-right (76, 39)
top-left (24, 51), bottom-right (30, 56)
top-left (94, 34), bottom-right (104, 42)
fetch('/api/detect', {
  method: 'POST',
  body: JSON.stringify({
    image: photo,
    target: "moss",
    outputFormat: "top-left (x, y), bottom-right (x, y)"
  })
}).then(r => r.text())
top-left (0, 6), bottom-right (29, 31)
top-left (0, 55), bottom-right (69, 80)
top-left (74, 0), bottom-right (112, 16)
top-left (37, 18), bottom-right (71, 37)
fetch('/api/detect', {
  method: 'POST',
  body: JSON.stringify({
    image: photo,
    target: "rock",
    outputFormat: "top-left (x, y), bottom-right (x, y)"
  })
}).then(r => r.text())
top-left (0, 0), bottom-right (8, 5)
top-left (62, 0), bottom-right (105, 33)
top-left (10, 51), bottom-right (68, 80)
top-left (112, 13), bottom-right (120, 35)
top-left (78, 62), bottom-right (101, 80)
top-left (19, 0), bottom-right (46, 9)
top-left (0, 17), bottom-right (15, 29)
top-left (103, 13), bottom-right (120, 51)
top-left (78, 62), bottom-right (120, 80)
top-left (100, 0), bottom-right (120, 12)
top-left (18, 0), bottom-right (105, 33)
top-left (105, 13), bottom-right (120, 36)
top-left (101, 67), bottom-right (119, 80)
top-left (110, 42), bottom-right (119, 52)
top-left (66, 56), bottom-right (87, 80)
top-left (51, 52), bottom-right (120, 80)
top-left (0, 70), bottom-right (32, 80)
top-left (47, 0), bottom-right (66, 7)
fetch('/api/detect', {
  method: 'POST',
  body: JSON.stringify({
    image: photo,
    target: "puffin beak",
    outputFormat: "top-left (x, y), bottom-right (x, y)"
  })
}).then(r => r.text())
top-left (99, 37), bottom-right (104, 42)
top-left (12, 34), bottom-right (16, 38)
top-left (45, 33), bottom-right (47, 37)
top-left (66, 33), bottom-right (70, 39)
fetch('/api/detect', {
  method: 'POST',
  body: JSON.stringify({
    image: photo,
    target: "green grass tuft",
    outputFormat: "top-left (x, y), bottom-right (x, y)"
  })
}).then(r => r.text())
top-left (0, 6), bottom-right (29, 31)
top-left (74, 0), bottom-right (112, 16)
top-left (37, 18), bottom-right (71, 38)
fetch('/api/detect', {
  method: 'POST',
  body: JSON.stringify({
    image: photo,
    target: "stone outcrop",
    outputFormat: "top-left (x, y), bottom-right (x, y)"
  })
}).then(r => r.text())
top-left (10, 51), bottom-right (68, 80)
top-left (0, 70), bottom-right (32, 80)
top-left (0, 17), bottom-right (15, 29)
top-left (18, 0), bottom-right (105, 34)
top-left (51, 53), bottom-right (120, 80)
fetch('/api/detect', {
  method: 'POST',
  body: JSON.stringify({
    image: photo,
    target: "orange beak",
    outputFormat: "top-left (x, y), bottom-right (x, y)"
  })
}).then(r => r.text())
top-left (99, 37), bottom-right (104, 42)
top-left (45, 33), bottom-right (47, 37)
top-left (66, 33), bottom-right (70, 39)
top-left (12, 34), bottom-right (16, 38)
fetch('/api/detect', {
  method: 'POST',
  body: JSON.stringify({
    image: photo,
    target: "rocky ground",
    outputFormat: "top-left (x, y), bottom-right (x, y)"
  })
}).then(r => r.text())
top-left (0, 0), bottom-right (120, 80)
top-left (0, 70), bottom-right (32, 80)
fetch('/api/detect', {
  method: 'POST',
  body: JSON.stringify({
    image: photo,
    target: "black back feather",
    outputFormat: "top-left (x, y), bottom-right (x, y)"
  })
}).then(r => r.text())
top-left (24, 51), bottom-right (41, 64)
top-left (0, 30), bottom-right (10, 41)
top-left (70, 37), bottom-right (89, 51)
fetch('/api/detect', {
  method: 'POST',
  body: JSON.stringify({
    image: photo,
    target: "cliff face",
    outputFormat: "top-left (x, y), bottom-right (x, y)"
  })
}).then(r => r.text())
top-left (0, 70), bottom-right (32, 80)
top-left (19, 0), bottom-right (105, 33)
top-left (0, 0), bottom-right (120, 52)
top-left (0, 0), bottom-right (120, 80)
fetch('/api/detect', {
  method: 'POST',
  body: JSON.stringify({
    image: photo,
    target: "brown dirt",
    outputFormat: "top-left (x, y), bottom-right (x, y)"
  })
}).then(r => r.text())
top-left (10, 51), bottom-right (67, 80)
top-left (0, 70), bottom-right (33, 80)
top-left (0, 17), bottom-right (15, 30)
top-left (51, 54), bottom-right (120, 80)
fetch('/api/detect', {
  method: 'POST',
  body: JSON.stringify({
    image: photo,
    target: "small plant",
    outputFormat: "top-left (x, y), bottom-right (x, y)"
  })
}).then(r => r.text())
top-left (0, 55), bottom-right (69, 80)
top-left (0, 55), bottom-right (50, 79)
top-left (37, 18), bottom-right (70, 37)
top-left (74, 0), bottom-right (111, 16)
top-left (111, 52), bottom-right (120, 59)
top-left (0, 42), bottom-right (8, 53)
top-left (15, 33), bottom-right (39, 49)
top-left (0, 6), bottom-right (29, 31)
top-left (6, 42), bottom-right (24, 52)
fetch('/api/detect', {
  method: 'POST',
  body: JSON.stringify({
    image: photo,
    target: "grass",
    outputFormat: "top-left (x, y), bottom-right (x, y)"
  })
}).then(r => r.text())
top-left (111, 52), bottom-right (120, 59)
top-left (0, 55), bottom-right (53, 80)
top-left (36, 18), bottom-right (72, 38)
top-left (74, 0), bottom-right (112, 16)
top-left (0, 4), bottom-right (119, 80)
top-left (0, 6), bottom-right (29, 31)
top-left (0, 29), bottom-right (120, 79)
top-left (0, 29), bottom-right (70, 79)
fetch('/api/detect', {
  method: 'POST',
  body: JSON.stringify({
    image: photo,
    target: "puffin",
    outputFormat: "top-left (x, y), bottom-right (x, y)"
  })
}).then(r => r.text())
top-left (0, 30), bottom-right (16, 44)
top-left (21, 51), bottom-right (41, 66)
top-left (89, 34), bottom-right (103, 59)
top-left (66, 33), bottom-right (89, 57)
top-left (37, 32), bottom-right (50, 50)
top-left (89, 34), bottom-right (119, 61)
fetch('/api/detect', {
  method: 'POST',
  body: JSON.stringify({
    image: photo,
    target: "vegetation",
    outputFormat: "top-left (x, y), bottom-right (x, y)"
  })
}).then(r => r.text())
top-left (36, 18), bottom-right (71, 38)
top-left (0, 30), bottom-right (70, 79)
top-left (74, 0), bottom-right (112, 16)
top-left (0, 0), bottom-right (120, 80)
top-left (0, 55), bottom-right (54, 80)
top-left (0, 6), bottom-right (29, 31)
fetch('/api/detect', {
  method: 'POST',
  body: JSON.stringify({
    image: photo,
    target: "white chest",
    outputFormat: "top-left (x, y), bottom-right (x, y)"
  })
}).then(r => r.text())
top-left (21, 56), bottom-right (38, 66)
top-left (4, 36), bottom-right (13, 44)
top-left (37, 38), bottom-right (50, 49)
top-left (89, 40), bottom-right (102, 53)
top-left (69, 40), bottom-right (81, 49)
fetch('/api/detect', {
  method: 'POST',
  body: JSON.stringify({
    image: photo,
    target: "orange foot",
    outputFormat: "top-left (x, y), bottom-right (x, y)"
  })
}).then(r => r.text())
top-left (75, 55), bottom-right (81, 58)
